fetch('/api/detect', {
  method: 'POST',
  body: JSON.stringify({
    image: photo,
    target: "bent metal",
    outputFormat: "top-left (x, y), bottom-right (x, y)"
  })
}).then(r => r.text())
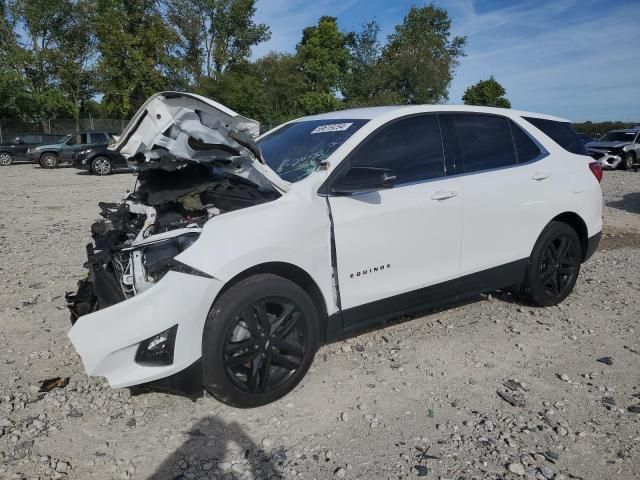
top-left (350, 264), bottom-right (391, 278)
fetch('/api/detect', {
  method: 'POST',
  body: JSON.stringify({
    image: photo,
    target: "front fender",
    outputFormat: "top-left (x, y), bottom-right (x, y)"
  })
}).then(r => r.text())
top-left (175, 192), bottom-right (337, 315)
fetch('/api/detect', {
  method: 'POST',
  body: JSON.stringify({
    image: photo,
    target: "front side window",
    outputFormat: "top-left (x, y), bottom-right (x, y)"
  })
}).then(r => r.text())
top-left (348, 115), bottom-right (445, 184)
top-left (440, 114), bottom-right (517, 173)
top-left (258, 119), bottom-right (368, 183)
top-left (524, 117), bottom-right (588, 155)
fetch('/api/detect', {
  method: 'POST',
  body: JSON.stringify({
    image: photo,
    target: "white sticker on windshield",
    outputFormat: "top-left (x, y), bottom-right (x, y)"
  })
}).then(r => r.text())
top-left (311, 123), bottom-right (354, 134)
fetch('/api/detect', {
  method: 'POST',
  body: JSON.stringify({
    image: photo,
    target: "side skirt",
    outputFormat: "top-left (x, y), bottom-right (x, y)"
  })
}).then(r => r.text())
top-left (326, 258), bottom-right (527, 341)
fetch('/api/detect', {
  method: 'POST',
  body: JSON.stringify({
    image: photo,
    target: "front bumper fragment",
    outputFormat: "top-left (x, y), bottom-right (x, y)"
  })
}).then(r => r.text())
top-left (68, 270), bottom-right (223, 388)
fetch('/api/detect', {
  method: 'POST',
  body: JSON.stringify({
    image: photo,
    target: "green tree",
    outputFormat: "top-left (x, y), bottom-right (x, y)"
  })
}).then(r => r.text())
top-left (52, 0), bottom-right (98, 128)
top-left (253, 52), bottom-right (306, 126)
top-left (166, 0), bottom-right (270, 82)
top-left (342, 21), bottom-right (381, 105)
top-left (296, 16), bottom-right (349, 102)
top-left (375, 4), bottom-right (466, 104)
top-left (462, 76), bottom-right (511, 108)
top-left (7, 0), bottom-right (77, 127)
top-left (95, 0), bottom-right (184, 117)
top-left (197, 62), bottom-right (269, 122)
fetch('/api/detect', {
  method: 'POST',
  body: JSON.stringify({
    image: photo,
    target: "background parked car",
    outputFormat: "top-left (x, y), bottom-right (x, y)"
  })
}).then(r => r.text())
top-left (72, 146), bottom-right (131, 175)
top-left (0, 133), bottom-right (66, 166)
top-left (577, 133), bottom-right (595, 144)
top-left (585, 128), bottom-right (640, 171)
top-left (27, 131), bottom-right (118, 168)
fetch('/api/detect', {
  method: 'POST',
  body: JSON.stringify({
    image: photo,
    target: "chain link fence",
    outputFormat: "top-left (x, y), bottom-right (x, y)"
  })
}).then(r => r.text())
top-left (0, 118), bottom-right (129, 142)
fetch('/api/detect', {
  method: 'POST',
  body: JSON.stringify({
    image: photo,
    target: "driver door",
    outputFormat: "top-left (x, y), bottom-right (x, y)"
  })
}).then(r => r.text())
top-left (61, 133), bottom-right (89, 161)
top-left (326, 114), bottom-right (463, 332)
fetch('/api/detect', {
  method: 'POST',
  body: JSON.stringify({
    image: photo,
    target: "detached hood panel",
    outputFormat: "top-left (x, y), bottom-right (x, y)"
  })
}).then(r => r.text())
top-left (110, 92), bottom-right (289, 192)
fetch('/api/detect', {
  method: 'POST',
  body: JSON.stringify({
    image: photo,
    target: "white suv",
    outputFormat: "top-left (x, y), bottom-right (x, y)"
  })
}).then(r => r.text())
top-left (67, 92), bottom-right (603, 407)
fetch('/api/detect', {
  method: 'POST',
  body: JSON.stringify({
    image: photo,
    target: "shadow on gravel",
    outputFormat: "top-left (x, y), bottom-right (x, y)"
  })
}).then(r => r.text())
top-left (607, 191), bottom-right (640, 215)
top-left (149, 416), bottom-right (282, 480)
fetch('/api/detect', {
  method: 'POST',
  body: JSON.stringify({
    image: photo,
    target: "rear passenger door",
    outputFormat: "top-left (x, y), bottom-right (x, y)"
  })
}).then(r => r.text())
top-left (327, 114), bottom-right (463, 331)
top-left (439, 113), bottom-right (552, 285)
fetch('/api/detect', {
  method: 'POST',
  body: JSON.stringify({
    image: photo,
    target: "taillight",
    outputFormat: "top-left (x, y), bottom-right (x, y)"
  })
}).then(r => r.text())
top-left (589, 162), bottom-right (602, 183)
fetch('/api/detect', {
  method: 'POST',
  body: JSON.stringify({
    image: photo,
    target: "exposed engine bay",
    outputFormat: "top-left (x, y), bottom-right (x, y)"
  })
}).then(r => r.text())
top-left (66, 92), bottom-right (283, 321)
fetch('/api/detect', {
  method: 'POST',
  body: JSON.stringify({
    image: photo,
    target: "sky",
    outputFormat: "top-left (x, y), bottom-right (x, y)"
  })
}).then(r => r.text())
top-left (252, 0), bottom-right (640, 122)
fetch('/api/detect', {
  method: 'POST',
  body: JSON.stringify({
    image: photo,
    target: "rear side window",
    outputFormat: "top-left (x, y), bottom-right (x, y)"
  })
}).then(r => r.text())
top-left (91, 132), bottom-right (108, 143)
top-left (349, 115), bottom-right (445, 184)
top-left (523, 117), bottom-right (587, 155)
top-left (510, 122), bottom-right (542, 163)
top-left (440, 114), bottom-right (516, 173)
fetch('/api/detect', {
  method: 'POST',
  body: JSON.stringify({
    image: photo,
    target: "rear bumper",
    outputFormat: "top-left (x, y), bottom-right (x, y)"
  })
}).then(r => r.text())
top-left (584, 231), bottom-right (601, 261)
top-left (68, 271), bottom-right (224, 388)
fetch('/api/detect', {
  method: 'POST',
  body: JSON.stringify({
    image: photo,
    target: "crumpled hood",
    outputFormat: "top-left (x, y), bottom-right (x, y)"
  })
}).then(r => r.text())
top-left (110, 91), bottom-right (289, 193)
top-left (586, 141), bottom-right (631, 150)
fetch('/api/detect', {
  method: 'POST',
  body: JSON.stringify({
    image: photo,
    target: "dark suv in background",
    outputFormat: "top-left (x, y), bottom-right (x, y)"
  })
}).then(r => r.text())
top-left (27, 131), bottom-right (118, 168)
top-left (0, 133), bottom-right (66, 166)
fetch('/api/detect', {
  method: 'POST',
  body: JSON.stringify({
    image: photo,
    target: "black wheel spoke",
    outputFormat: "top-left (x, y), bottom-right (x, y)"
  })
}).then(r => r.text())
top-left (254, 301), bottom-right (271, 334)
top-left (270, 303), bottom-right (295, 336)
top-left (247, 355), bottom-right (261, 392)
top-left (275, 311), bottom-right (301, 340)
top-left (226, 349), bottom-right (259, 368)
top-left (557, 237), bottom-right (570, 262)
top-left (258, 354), bottom-right (272, 392)
top-left (225, 338), bottom-right (258, 355)
top-left (550, 273), bottom-right (560, 295)
top-left (274, 338), bottom-right (304, 358)
top-left (271, 351), bottom-right (301, 371)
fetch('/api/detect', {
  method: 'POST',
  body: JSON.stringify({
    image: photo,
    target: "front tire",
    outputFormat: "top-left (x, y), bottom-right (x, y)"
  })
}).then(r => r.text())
top-left (91, 156), bottom-right (112, 175)
top-left (522, 221), bottom-right (582, 307)
top-left (202, 274), bottom-right (319, 408)
top-left (622, 152), bottom-right (634, 171)
top-left (0, 152), bottom-right (13, 166)
top-left (40, 153), bottom-right (59, 169)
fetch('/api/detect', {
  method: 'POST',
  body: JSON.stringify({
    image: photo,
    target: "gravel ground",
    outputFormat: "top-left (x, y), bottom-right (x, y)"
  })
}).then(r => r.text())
top-left (0, 164), bottom-right (639, 480)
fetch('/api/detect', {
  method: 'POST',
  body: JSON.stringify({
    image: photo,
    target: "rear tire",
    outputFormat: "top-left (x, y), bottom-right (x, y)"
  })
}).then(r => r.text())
top-left (40, 153), bottom-right (59, 169)
top-left (0, 152), bottom-right (12, 166)
top-left (522, 221), bottom-right (582, 307)
top-left (91, 156), bottom-right (112, 175)
top-left (202, 274), bottom-right (319, 408)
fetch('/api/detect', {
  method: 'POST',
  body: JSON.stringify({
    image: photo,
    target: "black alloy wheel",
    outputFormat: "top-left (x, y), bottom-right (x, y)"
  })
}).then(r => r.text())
top-left (538, 234), bottom-right (580, 298)
top-left (223, 297), bottom-right (306, 394)
top-left (202, 274), bottom-right (319, 408)
top-left (522, 221), bottom-right (582, 307)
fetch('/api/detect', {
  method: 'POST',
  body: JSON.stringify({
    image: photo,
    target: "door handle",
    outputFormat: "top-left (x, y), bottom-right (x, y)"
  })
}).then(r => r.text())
top-left (532, 172), bottom-right (551, 181)
top-left (431, 190), bottom-right (458, 201)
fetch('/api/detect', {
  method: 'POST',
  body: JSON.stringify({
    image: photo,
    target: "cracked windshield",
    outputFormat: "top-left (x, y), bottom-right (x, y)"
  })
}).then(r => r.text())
top-left (258, 119), bottom-right (369, 182)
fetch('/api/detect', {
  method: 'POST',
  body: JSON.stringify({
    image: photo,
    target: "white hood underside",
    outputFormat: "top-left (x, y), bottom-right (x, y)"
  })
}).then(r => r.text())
top-left (110, 91), bottom-right (289, 193)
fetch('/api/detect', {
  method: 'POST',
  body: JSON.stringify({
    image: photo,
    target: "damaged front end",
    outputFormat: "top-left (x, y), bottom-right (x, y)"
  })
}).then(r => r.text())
top-left (66, 92), bottom-right (284, 323)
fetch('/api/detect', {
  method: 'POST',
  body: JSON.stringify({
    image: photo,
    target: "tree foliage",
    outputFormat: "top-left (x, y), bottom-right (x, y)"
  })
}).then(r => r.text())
top-left (375, 5), bottom-right (466, 105)
top-left (0, 1), bottom-right (472, 131)
top-left (462, 76), bottom-right (511, 108)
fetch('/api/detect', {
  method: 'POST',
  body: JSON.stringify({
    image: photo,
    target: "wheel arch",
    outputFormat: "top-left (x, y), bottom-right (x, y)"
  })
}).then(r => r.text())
top-left (213, 262), bottom-right (331, 342)
top-left (549, 212), bottom-right (588, 260)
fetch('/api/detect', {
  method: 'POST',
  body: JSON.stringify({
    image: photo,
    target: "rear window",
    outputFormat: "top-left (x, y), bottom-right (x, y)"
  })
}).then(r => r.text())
top-left (523, 117), bottom-right (587, 155)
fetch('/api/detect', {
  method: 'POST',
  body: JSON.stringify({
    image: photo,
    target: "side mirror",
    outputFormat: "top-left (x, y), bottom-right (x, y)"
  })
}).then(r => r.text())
top-left (332, 166), bottom-right (396, 195)
top-left (17, 138), bottom-right (25, 144)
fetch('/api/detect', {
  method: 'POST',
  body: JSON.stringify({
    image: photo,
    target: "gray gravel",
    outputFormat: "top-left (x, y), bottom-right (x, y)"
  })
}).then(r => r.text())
top-left (0, 165), bottom-right (639, 480)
